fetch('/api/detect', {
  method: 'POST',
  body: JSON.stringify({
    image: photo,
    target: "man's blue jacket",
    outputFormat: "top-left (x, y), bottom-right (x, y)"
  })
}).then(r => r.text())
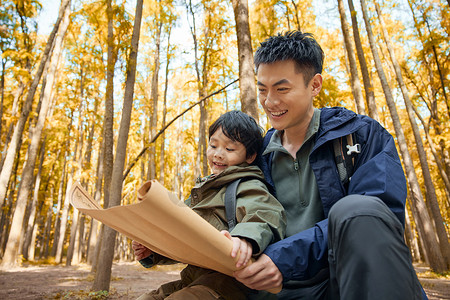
top-left (258, 107), bottom-right (407, 282)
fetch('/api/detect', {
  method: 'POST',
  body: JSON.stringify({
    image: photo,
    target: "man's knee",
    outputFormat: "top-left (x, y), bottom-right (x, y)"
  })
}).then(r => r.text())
top-left (329, 195), bottom-right (402, 231)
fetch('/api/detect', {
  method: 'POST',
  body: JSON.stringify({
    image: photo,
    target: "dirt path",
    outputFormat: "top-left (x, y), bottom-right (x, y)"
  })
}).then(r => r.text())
top-left (0, 262), bottom-right (448, 299)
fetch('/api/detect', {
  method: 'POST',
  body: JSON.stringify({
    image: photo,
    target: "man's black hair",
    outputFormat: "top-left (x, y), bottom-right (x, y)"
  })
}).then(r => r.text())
top-left (209, 110), bottom-right (263, 160)
top-left (254, 31), bottom-right (324, 84)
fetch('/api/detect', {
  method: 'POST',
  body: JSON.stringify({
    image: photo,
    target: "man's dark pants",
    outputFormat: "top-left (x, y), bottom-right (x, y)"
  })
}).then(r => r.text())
top-left (257, 195), bottom-right (425, 300)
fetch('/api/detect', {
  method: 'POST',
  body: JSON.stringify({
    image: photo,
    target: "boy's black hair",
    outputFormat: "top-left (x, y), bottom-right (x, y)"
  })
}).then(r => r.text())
top-left (208, 110), bottom-right (263, 160)
top-left (254, 31), bottom-right (324, 85)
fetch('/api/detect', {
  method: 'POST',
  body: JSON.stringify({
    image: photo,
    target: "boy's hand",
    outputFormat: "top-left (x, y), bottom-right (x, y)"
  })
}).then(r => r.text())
top-left (132, 240), bottom-right (152, 261)
top-left (221, 230), bottom-right (253, 269)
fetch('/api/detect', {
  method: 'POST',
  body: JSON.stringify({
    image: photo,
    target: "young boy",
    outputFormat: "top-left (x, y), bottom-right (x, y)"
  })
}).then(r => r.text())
top-left (133, 110), bottom-right (286, 300)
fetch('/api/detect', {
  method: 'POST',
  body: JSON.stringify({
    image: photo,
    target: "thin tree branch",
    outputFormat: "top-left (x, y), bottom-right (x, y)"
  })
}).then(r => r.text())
top-left (123, 78), bottom-right (239, 180)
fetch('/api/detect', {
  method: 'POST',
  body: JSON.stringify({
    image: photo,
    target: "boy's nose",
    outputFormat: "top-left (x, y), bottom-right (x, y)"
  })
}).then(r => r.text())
top-left (214, 149), bottom-right (223, 158)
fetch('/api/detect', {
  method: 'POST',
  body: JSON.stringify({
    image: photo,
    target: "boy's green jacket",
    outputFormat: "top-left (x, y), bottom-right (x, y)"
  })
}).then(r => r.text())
top-left (188, 164), bottom-right (286, 256)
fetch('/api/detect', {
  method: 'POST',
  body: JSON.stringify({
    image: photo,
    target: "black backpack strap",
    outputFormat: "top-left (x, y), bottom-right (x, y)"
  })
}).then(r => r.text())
top-left (224, 178), bottom-right (242, 231)
top-left (333, 133), bottom-right (360, 186)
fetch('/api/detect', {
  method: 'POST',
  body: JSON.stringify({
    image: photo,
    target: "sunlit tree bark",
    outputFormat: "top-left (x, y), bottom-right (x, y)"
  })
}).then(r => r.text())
top-left (1, 1), bottom-right (70, 267)
top-left (337, 0), bottom-right (365, 115)
top-left (375, 3), bottom-right (450, 269)
top-left (0, 0), bottom-right (71, 211)
top-left (92, 0), bottom-right (143, 291)
top-left (232, 0), bottom-right (258, 121)
top-left (347, 0), bottom-right (378, 121)
top-left (360, 0), bottom-right (446, 273)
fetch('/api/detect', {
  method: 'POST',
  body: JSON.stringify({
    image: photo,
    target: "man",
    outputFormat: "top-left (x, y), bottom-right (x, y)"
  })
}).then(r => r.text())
top-left (234, 31), bottom-right (425, 299)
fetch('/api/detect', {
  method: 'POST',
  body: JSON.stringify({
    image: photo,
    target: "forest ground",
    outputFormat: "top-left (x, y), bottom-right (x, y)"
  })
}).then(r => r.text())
top-left (0, 261), bottom-right (449, 299)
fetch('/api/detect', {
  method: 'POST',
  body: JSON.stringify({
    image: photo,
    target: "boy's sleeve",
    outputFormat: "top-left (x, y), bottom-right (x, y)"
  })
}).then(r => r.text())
top-left (230, 179), bottom-right (286, 255)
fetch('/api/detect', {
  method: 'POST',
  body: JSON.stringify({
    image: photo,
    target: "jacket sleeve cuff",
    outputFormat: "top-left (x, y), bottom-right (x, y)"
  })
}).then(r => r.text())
top-left (230, 222), bottom-right (276, 255)
top-left (264, 219), bottom-right (329, 282)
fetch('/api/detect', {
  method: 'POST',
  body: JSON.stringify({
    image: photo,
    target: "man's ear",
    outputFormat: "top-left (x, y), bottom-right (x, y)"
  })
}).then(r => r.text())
top-left (246, 153), bottom-right (257, 164)
top-left (311, 73), bottom-right (323, 97)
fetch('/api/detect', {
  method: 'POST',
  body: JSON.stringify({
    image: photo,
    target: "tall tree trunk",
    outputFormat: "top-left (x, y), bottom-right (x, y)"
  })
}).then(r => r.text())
top-left (1, 3), bottom-right (70, 268)
top-left (92, 0), bottom-right (143, 291)
top-left (159, 29), bottom-right (172, 184)
top-left (360, 0), bottom-right (446, 272)
top-left (51, 159), bottom-right (67, 257)
top-left (55, 171), bottom-right (73, 263)
top-left (87, 138), bottom-right (104, 265)
top-left (410, 102), bottom-right (450, 203)
top-left (347, 0), bottom-right (378, 121)
top-left (0, 82), bottom-right (25, 172)
top-left (0, 58), bottom-right (5, 140)
top-left (375, 3), bottom-right (450, 269)
top-left (0, 0), bottom-right (71, 209)
top-left (232, 0), bottom-right (258, 121)
top-left (404, 207), bottom-right (420, 262)
top-left (0, 149), bottom-right (20, 257)
top-left (406, 0), bottom-right (450, 191)
top-left (148, 21), bottom-right (162, 181)
top-left (92, 0), bottom-right (116, 277)
top-left (337, 0), bottom-right (365, 115)
top-left (423, 19), bottom-right (449, 118)
top-left (22, 137), bottom-right (46, 260)
top-left (40, 195), bottom-right (54, 259)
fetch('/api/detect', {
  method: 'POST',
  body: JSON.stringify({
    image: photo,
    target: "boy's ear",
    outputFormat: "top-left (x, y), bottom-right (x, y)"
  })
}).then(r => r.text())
top-left (246, 153), bottom-right (257, 164)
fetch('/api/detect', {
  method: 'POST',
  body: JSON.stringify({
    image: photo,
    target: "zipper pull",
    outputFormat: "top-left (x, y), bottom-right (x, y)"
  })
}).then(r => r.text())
top-left (294, 160), bottom-right (299, 170)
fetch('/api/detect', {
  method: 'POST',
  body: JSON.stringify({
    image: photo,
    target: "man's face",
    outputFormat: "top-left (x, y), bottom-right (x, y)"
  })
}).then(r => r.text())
top-left (257, 60), bottom-right (322, 133)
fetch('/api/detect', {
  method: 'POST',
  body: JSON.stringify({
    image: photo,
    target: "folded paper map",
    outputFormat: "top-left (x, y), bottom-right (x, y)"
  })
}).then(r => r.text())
top-left (69, 180), bottom-right (282, 293)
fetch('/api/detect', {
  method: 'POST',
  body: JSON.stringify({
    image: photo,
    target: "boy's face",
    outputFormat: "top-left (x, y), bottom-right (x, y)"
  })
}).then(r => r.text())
top-left (257, 60), bottom-right (322, 134)
top-left (207, 127), bottom-right (256, 175)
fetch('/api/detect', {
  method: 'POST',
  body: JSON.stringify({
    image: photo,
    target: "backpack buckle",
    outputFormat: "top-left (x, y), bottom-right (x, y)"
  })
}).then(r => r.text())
top-left (346, 144), bottom-right (361, 155)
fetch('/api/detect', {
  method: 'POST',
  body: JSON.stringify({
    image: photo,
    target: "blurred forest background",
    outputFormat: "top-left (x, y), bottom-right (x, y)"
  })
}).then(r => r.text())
top-left (0, 0), bottom-right (449, 292)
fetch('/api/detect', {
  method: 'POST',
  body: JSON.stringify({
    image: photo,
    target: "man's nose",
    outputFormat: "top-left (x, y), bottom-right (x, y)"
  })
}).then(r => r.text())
top-left (264, 91), bottom-right (279, 106)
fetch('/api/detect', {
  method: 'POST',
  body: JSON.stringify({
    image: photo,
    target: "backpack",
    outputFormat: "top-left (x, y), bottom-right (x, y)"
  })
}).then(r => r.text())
top-left (225, 133), bottom-right (360, 231)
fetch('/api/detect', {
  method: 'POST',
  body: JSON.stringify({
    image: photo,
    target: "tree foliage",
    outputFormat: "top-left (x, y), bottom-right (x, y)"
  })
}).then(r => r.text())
top-left (0, 0), bottom-right (448, 275)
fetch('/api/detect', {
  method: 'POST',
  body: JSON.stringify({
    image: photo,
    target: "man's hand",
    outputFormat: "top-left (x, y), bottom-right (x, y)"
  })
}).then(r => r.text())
top-left (132, 240), bottom-right (152, 261)
top-left (233, 254), bottom-right (283, 291)
top-left (221, 230), bottom-right (253, 269)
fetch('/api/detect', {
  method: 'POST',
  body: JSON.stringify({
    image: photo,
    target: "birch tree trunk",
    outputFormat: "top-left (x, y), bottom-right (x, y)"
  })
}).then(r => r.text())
top-left (55, 171), bottom-right (73, 263)
top-left (375, 3), bottom-right (450, 269)
top-left (407, 0), bottom-right (450, 187)
top-left (232, 0), bottom-right (258, 121)
top-left (0, 0), bottom-right (71, 209)
top-left (347, 0), bottom-right (378, 121)
top-left (92, 0), bottom-right (116, 275)
top-left (187, 1), bottom-right (208, 179)
top-left (337, 0), bottom-right (365, 115)
top-left (159, 29), bottom-right (172, 183)
top-left (87, 144), bottom-right (104, 265)
top-left (22, 137), bottom-right (46, 260)
top-left (360, 0), bottom-right (446, 272)
top-left (1, 3), bottom-right (70, 267)
top-left (51, 157), bottom-right (67, 257)
top-left (92, 0), bottom-right (143, 291)
top-left (148, 21), bottom-right (162, 181)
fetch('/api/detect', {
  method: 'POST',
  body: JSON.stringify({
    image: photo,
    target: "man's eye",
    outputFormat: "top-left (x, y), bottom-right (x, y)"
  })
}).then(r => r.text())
top-left (210, 145), bottom-right (216, 149)
top-left (278, 87), bottom-right (289, 92)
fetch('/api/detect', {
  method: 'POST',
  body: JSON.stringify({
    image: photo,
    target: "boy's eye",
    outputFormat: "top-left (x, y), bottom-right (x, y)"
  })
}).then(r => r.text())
top-left (226, 148), bottom-right (235, 152)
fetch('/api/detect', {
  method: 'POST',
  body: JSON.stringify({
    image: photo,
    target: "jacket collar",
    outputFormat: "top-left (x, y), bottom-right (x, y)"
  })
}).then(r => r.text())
top-left (314, 107), bottom-right (358, 150)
